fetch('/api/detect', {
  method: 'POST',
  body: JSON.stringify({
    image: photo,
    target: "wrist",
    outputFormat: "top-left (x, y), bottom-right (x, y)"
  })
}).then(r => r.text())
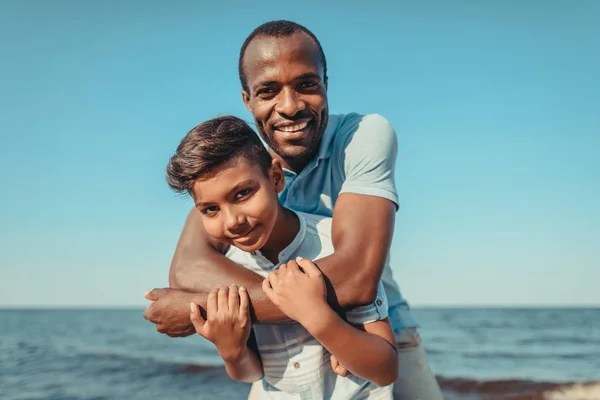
top-left (300, 304), bottom-right (337, 336)
top-left (219, 346), bottom-right (247, 363)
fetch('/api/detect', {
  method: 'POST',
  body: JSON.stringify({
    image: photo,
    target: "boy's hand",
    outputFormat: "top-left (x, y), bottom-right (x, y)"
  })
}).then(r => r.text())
top-left (330, 354), bottom-right (349, 377)
top-left (262, 257), bottom-right (328, 326)
top-left (189, 284), bottom-right (251, 362)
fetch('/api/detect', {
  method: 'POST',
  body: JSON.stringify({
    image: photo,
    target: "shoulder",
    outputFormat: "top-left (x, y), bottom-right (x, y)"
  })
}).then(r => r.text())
top-left (330, 113), bottom-right (397, 154)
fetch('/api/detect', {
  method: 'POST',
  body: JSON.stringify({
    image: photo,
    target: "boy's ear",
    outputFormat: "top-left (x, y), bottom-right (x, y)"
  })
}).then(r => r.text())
top-left (269, 159), bottom-right (285, 193)
top-left (241, 90), bottom-right (252, 113)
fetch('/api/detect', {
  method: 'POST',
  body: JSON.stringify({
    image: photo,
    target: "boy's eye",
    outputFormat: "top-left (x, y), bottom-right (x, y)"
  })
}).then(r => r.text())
top-left (235, 188), bottom-right (252, 200)
top-left (201, 206), bottom-right (219, 216)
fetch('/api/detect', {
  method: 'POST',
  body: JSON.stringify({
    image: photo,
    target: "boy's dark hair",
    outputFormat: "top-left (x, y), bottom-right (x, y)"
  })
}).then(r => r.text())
top-left (238, 20), bottom-right (328, 93)
top-left (166, 116), bottom-right (272, 194)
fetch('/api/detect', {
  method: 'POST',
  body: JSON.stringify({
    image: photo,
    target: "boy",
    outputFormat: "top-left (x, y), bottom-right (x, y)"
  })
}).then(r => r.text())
top-left (166, 116), bottom-right (398, 399)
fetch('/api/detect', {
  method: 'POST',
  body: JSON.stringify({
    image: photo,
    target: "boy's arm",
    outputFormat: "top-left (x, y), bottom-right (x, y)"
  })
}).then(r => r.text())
top-left (263, 259), bottom-right (398, 386)
top-left (221, 346), bottom-right (263, 383)
top-left (309, 315), bottom-right (397, 386)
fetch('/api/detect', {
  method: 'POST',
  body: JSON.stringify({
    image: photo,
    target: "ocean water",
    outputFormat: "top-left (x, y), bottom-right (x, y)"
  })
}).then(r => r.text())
top-left (1, 308), bottom-right (598, 400)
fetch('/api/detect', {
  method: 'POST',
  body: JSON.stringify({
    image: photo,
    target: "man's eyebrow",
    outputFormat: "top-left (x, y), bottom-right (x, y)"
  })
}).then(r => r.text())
top-left (296, 72), bottom-right (321, 81)
top-left (194, 179), bottom-right (255, 207)
top-left (252, 80), bottom-right (276, 90)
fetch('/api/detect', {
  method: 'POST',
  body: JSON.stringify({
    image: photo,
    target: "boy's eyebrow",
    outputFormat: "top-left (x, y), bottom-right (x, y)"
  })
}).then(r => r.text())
top-left (194, 179), bottom-right (255, 207)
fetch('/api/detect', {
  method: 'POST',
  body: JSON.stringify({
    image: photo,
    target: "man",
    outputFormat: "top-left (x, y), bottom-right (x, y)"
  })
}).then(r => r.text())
top-left (144, 20), bottom-right (444, 399)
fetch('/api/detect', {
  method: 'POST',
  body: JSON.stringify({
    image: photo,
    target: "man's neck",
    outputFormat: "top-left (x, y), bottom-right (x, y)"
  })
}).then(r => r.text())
top-left (269, 150), bottom-right (314, 174)
top-left (260, 205), bottom-right (300, 264)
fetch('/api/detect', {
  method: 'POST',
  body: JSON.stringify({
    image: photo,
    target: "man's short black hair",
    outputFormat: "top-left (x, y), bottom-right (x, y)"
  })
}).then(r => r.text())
top-left (238, 20), bottom-right (328, 93)
top-left (166, 116), bottom-right (272, 194)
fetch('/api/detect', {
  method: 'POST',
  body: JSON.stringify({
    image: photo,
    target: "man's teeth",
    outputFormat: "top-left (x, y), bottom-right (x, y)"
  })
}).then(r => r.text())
top-left (277, 121), bottom-right (309, 132)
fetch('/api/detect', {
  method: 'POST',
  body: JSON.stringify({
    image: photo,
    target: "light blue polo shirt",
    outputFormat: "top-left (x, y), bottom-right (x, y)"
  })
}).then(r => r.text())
top-left (278, 113), bottom-right (418, 334)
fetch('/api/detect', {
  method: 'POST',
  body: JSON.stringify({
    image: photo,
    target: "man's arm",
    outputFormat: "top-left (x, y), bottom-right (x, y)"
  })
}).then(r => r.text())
top-left (145, 114), bottom-right (398, 333)
top-left (144, 195), bottom-right (394, 334)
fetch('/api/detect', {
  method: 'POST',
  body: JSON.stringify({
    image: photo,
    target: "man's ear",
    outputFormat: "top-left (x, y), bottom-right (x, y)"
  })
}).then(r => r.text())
top-left (241, 90), bottom-right (252, 113)
top-left (269, 159), bottom-right (285, 193)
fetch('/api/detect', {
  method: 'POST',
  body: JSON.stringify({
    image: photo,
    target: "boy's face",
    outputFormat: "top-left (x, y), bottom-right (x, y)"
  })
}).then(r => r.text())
top-left (191, 157), bottom-right (284, 253)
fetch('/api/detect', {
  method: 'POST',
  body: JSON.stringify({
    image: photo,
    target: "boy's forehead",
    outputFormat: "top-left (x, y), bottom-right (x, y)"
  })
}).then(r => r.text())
top-left (192, 159), bottom-right (262, 201)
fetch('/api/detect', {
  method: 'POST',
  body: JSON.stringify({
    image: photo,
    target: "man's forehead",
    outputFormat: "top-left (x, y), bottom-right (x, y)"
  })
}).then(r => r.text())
top-left (243, 33), bottom-right (323, 81)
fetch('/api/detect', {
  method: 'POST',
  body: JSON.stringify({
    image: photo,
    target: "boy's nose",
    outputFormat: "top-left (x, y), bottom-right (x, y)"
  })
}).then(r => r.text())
top-left (225, 211), bottom-right (246, 231)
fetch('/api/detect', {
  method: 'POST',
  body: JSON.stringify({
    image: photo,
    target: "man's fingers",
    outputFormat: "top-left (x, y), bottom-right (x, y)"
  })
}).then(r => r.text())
top-left (207, 288), bottom-right (218, 316)
top-left (144, 288), bottom-right (165, 301)
top-left (228, 284), bottom-right (239, 312)
top-left (239, 286), bottom-right (250, 317)
top-left (295, 257), bottom-right (321, 277)
top-left (189, 302), bottom-right (205, 333)
top-left (218, 286), bottom-right (229, 311)
top-left (143, 303), bottom-right (156, 322)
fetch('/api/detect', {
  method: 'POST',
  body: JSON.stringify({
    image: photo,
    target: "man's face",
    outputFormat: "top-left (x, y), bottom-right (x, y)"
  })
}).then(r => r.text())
top-left (241, 32), bottom-right (328, 170)
top-left (191, 157), bottom-right (284, 253)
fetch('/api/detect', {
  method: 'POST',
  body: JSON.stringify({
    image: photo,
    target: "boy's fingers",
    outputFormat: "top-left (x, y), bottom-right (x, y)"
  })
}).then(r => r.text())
top-left (330, 354), bottom-right (339, 368)
top-left (286, 260), bottom-right (301, 276)
top-left (262, 278), bottom-right (274, 301)
top-left (278, 263), bottom-right (288, 278)
top-left (239, 286), bottom-right (250, 317)
top-left (228, 284), bottom-right (239, 312)
top-left (207, 288), bottom-right (218, 316)
top-left (218, 286), bottom-right (229, 311)
top-left (189, 303), bottom-right (205, 332)
top-left (267, 271), bottom-right (280, 291)
top-left (295, 257), bottom-right (321, 277)
top-left (335, 365), bottom-right (349, 377)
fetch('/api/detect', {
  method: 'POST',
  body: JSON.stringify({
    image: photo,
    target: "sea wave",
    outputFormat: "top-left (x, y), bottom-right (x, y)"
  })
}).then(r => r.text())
top-left (438, 376), bottom-right (600, 400)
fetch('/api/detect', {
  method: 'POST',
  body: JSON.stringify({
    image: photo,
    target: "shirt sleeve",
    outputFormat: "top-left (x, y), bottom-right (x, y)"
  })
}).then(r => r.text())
top-left (338, 114), bottom-right (399, 208)
top-left (345, 281), bottom-right (389, 325)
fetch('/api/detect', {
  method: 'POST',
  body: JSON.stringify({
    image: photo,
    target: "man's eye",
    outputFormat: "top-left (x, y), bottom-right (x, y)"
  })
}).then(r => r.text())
top-left (235, 188), bottom-right (252, 200)
top-left (299, 81), bottom-right (317, 89)
top-left (256, 88), bottom-right (274, 97)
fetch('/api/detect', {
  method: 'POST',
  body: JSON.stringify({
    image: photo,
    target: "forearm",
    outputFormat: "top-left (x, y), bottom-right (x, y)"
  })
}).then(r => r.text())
top-left (314, 194), bottom-right (396, 310)
top-left (304, 309), bottom-right (398, 386)
top-left (222, 347), bottom-right (263, 383)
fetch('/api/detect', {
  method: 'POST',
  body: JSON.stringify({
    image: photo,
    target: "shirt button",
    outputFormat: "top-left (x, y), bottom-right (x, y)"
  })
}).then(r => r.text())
top-left (293, 361), bottom-right (300, 369)
top-left (376, 299), bottom-right (383, 306)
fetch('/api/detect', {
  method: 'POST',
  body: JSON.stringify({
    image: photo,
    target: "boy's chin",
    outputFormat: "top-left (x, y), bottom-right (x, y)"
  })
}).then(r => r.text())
top-left (233, 237), bottom-right (266, 254)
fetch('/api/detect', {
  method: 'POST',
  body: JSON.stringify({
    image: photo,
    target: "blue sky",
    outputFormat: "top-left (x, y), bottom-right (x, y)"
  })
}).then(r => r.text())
top-left (1, 1), bottom-right (598, 307)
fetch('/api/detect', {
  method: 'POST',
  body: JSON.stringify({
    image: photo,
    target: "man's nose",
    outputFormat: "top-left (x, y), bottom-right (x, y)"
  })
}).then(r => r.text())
top-left (275, 87), bottom-right (305, 118)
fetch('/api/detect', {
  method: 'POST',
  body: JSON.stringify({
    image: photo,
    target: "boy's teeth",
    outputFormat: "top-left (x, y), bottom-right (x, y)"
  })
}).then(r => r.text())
top-left (278, 121), bottom-right (308, 132)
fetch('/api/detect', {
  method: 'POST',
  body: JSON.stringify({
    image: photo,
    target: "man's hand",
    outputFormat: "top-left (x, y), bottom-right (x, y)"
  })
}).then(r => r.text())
top-left (143, 288), bottom-right (199, 337)
top-left (262, 257), bottom-right (328, 327)
top-left (190, 284), bottom-right (251, 362)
